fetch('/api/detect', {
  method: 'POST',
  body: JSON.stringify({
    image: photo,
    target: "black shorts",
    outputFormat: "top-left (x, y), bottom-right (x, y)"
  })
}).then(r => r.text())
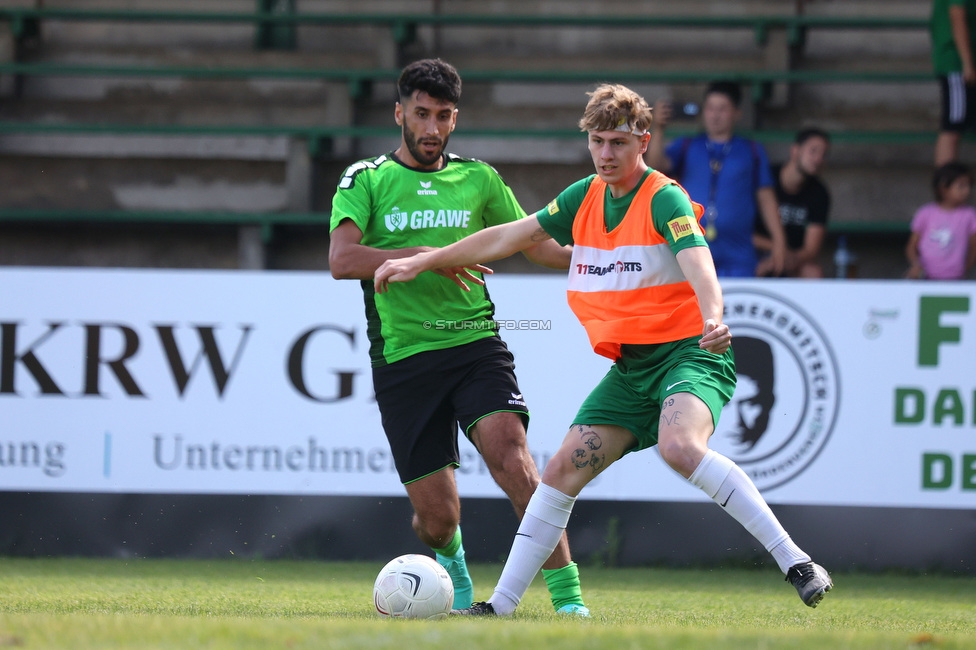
top-left (939, 73), bottom-right (976, 132)
top-left (372, 335), bottom-right (530, 484)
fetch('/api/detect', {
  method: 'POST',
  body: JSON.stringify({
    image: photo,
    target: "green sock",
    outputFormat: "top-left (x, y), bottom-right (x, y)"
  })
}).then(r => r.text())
top-left (542, 561), bottom-right (585, 611)
top-left (432, 527), bottom-right (473, 609)
top-left (431, 527), bottom-right (462, 558)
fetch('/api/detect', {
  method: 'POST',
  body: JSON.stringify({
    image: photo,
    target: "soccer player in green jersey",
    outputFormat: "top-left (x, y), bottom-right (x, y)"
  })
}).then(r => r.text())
top-left (328, 58), bottom-right (588, 616)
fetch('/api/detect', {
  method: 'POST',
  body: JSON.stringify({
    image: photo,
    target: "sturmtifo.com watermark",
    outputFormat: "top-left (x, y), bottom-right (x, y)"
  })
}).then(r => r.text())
top-left (423, 319), bottom-right (552, 331)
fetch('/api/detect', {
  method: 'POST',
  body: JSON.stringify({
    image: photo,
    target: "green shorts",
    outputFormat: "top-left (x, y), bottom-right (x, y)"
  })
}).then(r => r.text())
top-left (572, 336), bottom-right (737, 453)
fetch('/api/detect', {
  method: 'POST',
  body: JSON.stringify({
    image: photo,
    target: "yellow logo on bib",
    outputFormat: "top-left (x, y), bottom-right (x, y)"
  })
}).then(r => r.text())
top-left (547, 200), bottom-right (560, 215)
top-left (667, 215), bottom-right (701, 241)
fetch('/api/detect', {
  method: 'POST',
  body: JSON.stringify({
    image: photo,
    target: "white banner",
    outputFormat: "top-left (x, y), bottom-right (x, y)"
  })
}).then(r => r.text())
top-left (1, 269), bottom-right (974, 510)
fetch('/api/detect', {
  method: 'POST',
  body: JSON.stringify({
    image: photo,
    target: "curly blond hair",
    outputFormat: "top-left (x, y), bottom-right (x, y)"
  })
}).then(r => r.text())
top-left (577, 84), bottom-right (653, 135)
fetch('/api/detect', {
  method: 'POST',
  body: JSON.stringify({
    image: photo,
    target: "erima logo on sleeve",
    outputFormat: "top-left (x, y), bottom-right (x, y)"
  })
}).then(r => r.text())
top-left (667, 215), bottom-right (702, 241)
top-left (547, 200), bottom-right (560, 215)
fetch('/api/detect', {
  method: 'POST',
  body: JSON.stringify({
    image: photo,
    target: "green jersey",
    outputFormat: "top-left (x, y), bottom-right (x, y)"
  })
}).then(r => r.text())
top-left (931, 0), bottom-right (976, 74)
top-left (330, 152), bottom-right (526, 367)
top-left (535, 170), bottom-right (708, 255)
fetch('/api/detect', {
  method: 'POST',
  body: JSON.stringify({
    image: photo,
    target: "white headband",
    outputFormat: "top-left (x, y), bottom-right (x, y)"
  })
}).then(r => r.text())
top-left (613, 118), bottom-right (647, 137)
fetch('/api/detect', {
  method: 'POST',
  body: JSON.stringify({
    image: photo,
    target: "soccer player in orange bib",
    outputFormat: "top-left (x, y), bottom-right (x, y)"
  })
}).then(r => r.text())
top-left (374, 83), bottom-right (832, 615)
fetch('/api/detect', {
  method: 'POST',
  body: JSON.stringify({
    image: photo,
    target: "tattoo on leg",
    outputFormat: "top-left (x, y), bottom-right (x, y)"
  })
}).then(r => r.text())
top-left (571, 448), bottom-right (589, 469)
top-left (660, 396), bottom-right (682, 427)
top-left (570, 425), bottom-right (605, 475)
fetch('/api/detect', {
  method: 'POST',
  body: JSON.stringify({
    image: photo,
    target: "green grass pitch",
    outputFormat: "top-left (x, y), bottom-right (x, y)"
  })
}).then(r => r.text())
top-left (1, 558), bottom-right (974, 649)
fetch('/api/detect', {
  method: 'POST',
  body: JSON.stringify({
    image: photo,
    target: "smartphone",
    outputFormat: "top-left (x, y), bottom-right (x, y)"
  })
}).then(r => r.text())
top-left (672, 101), bottom-right (700, 119)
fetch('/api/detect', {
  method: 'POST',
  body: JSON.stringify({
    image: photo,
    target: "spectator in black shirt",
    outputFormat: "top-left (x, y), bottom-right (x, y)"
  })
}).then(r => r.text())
top-left (755, 128), bottom-right (831, 278)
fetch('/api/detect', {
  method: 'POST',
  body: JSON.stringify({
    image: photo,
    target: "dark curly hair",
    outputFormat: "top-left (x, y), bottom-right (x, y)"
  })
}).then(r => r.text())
top-left (397, 58), bottom-right (462, 106)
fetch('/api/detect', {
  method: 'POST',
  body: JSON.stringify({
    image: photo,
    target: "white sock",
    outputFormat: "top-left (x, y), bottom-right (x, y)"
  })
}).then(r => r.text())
top-left (489, 483), bottom-right (576, 616)
top-left (769, 537), bottom-right (812, 574)
top-left (689, 450), bottom-right (810, 574)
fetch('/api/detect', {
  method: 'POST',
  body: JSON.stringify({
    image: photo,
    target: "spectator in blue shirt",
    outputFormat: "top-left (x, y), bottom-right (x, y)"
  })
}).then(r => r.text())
top-left (648, 81), bottom-right (787, 277)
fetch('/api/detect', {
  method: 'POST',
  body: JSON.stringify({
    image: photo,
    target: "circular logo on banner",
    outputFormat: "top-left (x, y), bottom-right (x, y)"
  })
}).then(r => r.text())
top-left (711, 288), bottom-right (841, 491)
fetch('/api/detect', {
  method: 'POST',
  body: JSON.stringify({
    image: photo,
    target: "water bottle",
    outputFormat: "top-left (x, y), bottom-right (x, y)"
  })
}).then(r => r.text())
top-left (834, 235), bottom-right (856, 279)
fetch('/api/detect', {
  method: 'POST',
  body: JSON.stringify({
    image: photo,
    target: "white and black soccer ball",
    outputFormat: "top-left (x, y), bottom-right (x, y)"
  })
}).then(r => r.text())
top-left (373, 554), bottom-right (454, 620)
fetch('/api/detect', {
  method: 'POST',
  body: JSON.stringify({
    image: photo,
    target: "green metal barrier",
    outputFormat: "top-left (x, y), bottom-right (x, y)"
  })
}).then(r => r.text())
top-left (0, 8), bottom-right (928, 48)
top-left (0, 207), bottom-right (324, 226)
top-left (0, 208), bottom-right (327, 244)
top-left (0, 61), bottom-right (934, 85)
top-left (0, 121), bottom-right (944, 147)
top-left (0, 61), bottom-right (934, 107)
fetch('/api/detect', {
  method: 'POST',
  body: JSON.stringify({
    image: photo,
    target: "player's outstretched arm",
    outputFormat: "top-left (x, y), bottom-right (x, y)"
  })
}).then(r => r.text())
top-left (330, 219), bottom-right (426, 280)
top-left (676, 245), bottom-right (731, 354)
top-left (330, 219), bottom-right (489, 288)
top-left (374, 216), bottom-right (545, 293)
top-left (522, 236), bottom-right (573, 270)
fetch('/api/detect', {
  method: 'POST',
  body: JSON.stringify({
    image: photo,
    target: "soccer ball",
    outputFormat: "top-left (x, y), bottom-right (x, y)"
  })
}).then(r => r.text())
top-left (373, 554), bottom-right (454, 620)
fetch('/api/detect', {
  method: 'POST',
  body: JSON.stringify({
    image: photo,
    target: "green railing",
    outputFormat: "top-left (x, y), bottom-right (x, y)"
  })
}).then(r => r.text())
top-left (0, 9), bottom-right (929, 48)
top-left (0, 61), bottom-right (934, 84)
top-left (0, 207), bottom-right (325, 242)
top-left (0, 207), bottom-right (325, 226)
top-left (0, 121), bottom-right (944, 146)
top-left (0, 61), bottom-right (935, 104)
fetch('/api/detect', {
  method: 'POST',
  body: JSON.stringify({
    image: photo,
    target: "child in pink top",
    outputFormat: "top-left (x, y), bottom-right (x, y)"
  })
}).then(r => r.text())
top-left (906, 162), bottom-right (976, 279)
